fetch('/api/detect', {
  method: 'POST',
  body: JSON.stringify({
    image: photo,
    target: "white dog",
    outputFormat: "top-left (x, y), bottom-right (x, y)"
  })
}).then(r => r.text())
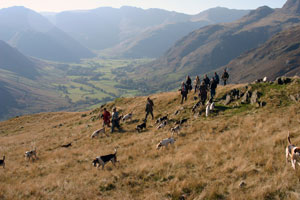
top-left (171, 125), bottom-right (181, 136)
top-left (206, 101), bottom-right (215, 117)
top-left (122, 113), bottom-right (132, 121)
top-left (286, 133), bottom-right (300, 170)
top-left (91, 128), bottom-right (106, 138)
top-left (210, 102), bottom-right (215, 111)
top-left (157, 121), bottom-right (167, 129)
top-left (156, 138), bottom-right (176, 150)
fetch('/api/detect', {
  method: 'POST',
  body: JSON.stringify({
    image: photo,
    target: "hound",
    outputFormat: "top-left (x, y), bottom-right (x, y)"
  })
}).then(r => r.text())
top-left (210, 102), bottom-right (215, 111)
top-left (0, 156), bottom-right (5, 168)
top-left (122, 113), bottom-right (133, 121)
top-left (61, 143), bottom-right (72, 148)
top-left (157, 121), bottom-right (167, 129)
top-left (91, 128), bottom-right (106, 138)
top-left (92, 148), bottom-right (119, 169)
top-left (174, 118), bottom-right (188, 125)
top-left (206, 101), bottom-right (214, 117)
top-left (171, 125), bottom-right (181, 136)
top-left (263, 77), bottom-right (268, 82)
top-left (286, 133), bottom-right (300, 170)
top-left (192, 101), bottom-right (201, 113)
top-left (136, 119), bottom-right (146, 133)
top-left (156, 138), bottom-right (176, 150)
top-left (25, 148), bottom-right (37, 161)
top-left (156, 115), bottom-right (168, 124)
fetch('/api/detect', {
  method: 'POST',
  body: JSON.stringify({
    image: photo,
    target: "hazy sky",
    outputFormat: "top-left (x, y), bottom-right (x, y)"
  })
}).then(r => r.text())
top-left (0, 0), bottom-right (287, 14)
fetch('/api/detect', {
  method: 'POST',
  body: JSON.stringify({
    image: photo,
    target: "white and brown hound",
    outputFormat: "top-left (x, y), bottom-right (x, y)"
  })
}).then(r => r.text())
top-left (286, 133), bottom-right (300, 170)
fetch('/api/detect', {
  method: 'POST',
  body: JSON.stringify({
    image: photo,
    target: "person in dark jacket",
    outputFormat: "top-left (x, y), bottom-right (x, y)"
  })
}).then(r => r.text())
top-left (111, 107), bottom-right (122, 133)
top-left (222, 69), bottom-right (229, 85)
top-left (145, 97), bottom-right (154, 120)
top-left (203, 74), bottom-right (210, 87)
top-left (214, 72), bottom-right (220, 85)
top-left (199, 81), bottom-right (208, 105)
top-left (210, 77), bottom-right (217, 100)
top-left (180, 82), bottom-right (188, 104)
top-left (186, 76), bottom-right (192, 91)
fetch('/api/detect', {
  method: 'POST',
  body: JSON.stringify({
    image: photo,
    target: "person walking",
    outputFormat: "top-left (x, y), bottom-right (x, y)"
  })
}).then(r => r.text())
top-left (101, 108), bottom-right (111, 127)
top-left (180, 81), bottom-right (188, 104)
top-left (145, 97), bottom-right (154, 120)
top-left (210, 77), bottom-right (217, 100)
top-left (203, 74), bottom-right (210, 87)
top-left (194, 76), bottom-right (200, 94)
top-left (221, 69), bottom-right (229, 86)
top-left (199, 81), bottom-right (208, 105)
top-left (214, 72), bottom-right (220, 85)
top-left (186, 75), bottom-right (192, 91)
top-left (111, 107), bottom-right (122, 133)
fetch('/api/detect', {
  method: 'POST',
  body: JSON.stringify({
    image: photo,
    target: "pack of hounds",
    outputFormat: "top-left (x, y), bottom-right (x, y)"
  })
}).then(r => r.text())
top-left (0, 101), bottom-right (298, 171)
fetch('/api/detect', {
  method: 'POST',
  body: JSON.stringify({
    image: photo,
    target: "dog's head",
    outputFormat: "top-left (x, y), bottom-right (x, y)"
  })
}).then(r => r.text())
top-left (92, 159), bottom-right (99, 167)
top-left (156, 143), bottom-right (162, 150)
top-left (25, 151), bottom-right (30, 157)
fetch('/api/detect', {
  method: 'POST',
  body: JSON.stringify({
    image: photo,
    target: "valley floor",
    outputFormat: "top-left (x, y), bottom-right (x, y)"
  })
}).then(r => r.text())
top-left (0, 80), bottom-right (300, 199)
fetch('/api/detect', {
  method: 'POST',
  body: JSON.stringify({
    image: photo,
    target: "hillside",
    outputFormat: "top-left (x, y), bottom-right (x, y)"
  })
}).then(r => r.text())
top-left (0, 78), bottom-right (300, 199)
top-left (0, 40), bottom-right (39, 79)
top-left (48, 6), bottom-right (249, 58)
top-left (132, 0), bottom-right (300, 90)
top-left (0, 6), bottom-right (94, 62)
top-left (107, 21), bottom-right (211, 58)
top-left (226, 25), bottom-right (300, 83)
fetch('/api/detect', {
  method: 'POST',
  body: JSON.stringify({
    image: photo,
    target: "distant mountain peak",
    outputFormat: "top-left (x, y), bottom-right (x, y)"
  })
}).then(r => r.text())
top-left (282, 0), bottom-right (300, 14)
top-left (246, 6), bottom-right (274, 18)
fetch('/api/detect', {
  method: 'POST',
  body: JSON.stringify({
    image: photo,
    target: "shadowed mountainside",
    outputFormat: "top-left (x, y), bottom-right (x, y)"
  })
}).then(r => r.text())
top-left (226, 25), bottom-right (300, 83)
top-left (0, 6), bottom-right (94, 62)
top-left (0, 40), bottom-right (39, 79)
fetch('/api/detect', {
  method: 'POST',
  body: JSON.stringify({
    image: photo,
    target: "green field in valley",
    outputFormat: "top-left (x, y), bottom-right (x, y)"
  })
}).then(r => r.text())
top-left (49, 58), bottom-right (154, 110)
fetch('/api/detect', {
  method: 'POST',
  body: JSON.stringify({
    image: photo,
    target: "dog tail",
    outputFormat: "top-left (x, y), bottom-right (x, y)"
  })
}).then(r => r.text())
top-left (114, 147), bottom-right (118, 155)
top-left (3, 156), bottom-right (5, 161)
top-left (288, 131), bottom-right (292, 145)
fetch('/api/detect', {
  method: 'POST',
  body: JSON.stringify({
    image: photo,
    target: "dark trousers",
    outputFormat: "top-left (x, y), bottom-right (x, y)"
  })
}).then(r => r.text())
top-left (210, 89), bottom-right (216, 99)
top-left (181, 94), bottom-right (187, 104)
top-left (145, 111), bottom-right (154, 120)
top-left (111, 120), bottom-right (121, 133)
top-left (200, 94), bottom-right (207, 105)
top-left (223, 80), bottom-right (227, 86)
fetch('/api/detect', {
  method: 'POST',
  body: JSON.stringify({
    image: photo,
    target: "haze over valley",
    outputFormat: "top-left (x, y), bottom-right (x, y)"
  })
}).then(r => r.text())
top-left (0, 0), bottom-right (299, 120)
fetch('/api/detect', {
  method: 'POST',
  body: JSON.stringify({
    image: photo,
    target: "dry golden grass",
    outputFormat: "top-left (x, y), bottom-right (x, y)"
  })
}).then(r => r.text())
top-left (0, 81), bottom-right (300, 200)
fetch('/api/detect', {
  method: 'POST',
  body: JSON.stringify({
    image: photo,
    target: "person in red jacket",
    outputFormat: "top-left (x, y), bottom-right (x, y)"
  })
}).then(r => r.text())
top-left (101, 108), bottom-right (111, 127)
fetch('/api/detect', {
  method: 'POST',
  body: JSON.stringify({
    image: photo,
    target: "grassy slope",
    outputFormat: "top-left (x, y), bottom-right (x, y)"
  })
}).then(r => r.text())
top-left (0, 80), bottom-right (300, 199)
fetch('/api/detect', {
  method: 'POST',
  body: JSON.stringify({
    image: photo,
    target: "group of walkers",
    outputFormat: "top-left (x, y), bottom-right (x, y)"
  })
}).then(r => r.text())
top-left (100, 69), bottom-right (229, 133)
top-left (101, 107), bottom-right (123, 133)
top-left (100, 97), bottom-right (155, 133)
top-left (179, 69), bottom-right (229, 105)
